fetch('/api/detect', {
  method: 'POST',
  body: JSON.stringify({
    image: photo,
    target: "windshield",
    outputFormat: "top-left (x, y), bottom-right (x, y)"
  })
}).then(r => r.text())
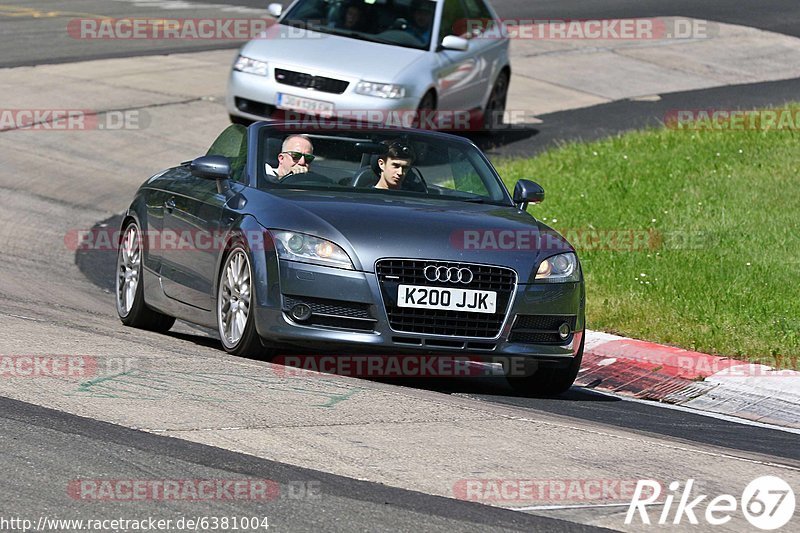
top-left (283, 0), bottom-right (437, 50)
top-left (256, 126), bottom-right (512, 205)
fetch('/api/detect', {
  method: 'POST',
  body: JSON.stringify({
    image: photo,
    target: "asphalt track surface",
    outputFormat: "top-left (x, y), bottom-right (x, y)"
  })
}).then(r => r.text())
top-left (3, 2), bottom-right (800, 531)
top-left (2, 397), bottom-right (606, 533)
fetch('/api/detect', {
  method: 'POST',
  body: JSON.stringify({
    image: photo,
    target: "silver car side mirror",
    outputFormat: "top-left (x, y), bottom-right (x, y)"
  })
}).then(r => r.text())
top-left (441, 35), bottom-right (469, 52)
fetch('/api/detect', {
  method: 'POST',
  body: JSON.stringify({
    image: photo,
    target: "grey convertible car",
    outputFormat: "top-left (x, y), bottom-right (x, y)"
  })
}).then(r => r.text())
top-left (116, 122), bottom-right (585, 395)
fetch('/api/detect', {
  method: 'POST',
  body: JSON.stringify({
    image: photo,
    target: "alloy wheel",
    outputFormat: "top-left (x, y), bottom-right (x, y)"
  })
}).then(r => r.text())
top-left (218, 249), bottom-right (252, 348)
top-left (116, 224), bottom-right (140, 317)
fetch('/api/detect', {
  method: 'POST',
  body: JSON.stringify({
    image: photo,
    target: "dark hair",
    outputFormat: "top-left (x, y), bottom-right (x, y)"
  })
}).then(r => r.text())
top-left (381, 141), bottom-right (416, 162)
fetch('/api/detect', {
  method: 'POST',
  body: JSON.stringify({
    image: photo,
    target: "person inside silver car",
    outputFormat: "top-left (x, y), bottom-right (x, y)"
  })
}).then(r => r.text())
top-left (341, 3), bottom-right (366, 31)
top-left (406, 1), bottom-right (434, 44)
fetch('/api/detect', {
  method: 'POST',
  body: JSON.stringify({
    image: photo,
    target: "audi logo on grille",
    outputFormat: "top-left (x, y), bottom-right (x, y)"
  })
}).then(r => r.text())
top-left (424, 265), bottom-right (473, 284)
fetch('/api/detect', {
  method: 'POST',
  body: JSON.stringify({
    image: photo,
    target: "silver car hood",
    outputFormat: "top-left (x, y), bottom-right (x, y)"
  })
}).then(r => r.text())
top-left (241, 25), bottom-right (427, 82)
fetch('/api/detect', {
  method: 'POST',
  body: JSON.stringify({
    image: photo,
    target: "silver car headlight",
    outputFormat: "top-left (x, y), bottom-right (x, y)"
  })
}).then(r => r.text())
top-left (535, 252), bottom-right (580, 283)
top-left (234, 55), bottom-right (268, 76)
top-left (355, 81), bottom-right (406, 99)
top-left (271, 231), bottom-right (353, 270)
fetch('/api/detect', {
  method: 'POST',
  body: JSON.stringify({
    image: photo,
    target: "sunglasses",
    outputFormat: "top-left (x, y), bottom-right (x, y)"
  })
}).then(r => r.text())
top-left (281, 150), bottom-right (315, 163)
top-left (391, 144), bottom-right (413, 156)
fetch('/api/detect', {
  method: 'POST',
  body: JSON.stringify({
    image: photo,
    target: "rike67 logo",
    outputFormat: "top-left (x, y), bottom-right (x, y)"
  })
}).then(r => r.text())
top-left (626, 476), bottom-right (795, 530)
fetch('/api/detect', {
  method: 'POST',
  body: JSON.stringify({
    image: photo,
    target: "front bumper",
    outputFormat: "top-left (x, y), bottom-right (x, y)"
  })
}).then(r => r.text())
top-left (227, 68), bottom-right (420, 122)
top-left (254, 259), bottom-right (585, 369)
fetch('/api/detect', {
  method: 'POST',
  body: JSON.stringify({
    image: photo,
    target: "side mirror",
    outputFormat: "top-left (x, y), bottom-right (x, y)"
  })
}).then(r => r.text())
top-left (268, 3), bottom-right (283, 18)
top-left (441, 35), bottom-right (469, 52)
top-left (513, 179), bottom-right (544, 211)
top-left (190, 155), bottom-right (231, 180)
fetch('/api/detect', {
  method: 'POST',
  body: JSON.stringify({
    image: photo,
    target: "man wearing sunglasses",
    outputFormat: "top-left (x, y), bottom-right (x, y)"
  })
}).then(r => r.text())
top-left (266, 134), bottom-right (315, 178)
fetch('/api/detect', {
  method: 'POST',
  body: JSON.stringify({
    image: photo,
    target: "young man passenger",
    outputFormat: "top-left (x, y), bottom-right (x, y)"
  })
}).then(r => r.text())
top-left (266, 134), bottom-right (315, 179)
top-left (375, 142), bottom-right (416, 190)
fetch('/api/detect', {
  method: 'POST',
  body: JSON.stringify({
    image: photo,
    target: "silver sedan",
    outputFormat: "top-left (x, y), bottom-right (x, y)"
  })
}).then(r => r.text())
top-left (227, 0), bottom-right (510, 130)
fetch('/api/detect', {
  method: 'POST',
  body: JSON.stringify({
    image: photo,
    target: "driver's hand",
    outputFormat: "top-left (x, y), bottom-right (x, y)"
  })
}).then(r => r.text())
top-left (290, 164), bottom-right (309, 174)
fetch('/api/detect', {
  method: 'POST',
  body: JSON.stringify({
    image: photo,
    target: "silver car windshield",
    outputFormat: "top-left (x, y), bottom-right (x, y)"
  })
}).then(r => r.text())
top-left (282, 0), bottom-right (437, 50)
top-left (257, 128), bottom-right (512, 205)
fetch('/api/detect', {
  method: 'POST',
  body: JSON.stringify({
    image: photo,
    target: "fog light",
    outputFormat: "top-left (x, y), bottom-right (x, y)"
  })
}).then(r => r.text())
top-left (290, 303), bottom-right (312, 321)
top-left (558, 323), bottom-right (571, 340)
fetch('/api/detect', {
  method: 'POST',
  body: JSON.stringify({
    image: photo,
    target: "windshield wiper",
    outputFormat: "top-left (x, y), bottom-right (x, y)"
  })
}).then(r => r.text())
top-left (318, 27), bottom-right (362, 39)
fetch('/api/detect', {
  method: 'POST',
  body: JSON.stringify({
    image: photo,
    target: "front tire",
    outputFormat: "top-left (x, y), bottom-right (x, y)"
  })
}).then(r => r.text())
top-left (507, 334), bottom-right (584, 397)
top-left (482, 71), bottom-right (509, 132)
top-left (115, 220), bottom-right (175, 332)
top-left (217, 243), bottom-right (263, 356)
top-left (412, 91), bottom-right (437, 129)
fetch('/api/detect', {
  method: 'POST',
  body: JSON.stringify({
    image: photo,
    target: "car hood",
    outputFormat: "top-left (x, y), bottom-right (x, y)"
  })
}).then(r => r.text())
top-left (254, 190), bottom-right (573, 283)
top-left (240, 25), bottom-right (426, 82)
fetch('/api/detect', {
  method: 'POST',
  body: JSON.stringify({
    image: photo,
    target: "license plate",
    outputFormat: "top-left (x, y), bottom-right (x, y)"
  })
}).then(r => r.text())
top-left (397, 285), bottom-right (497, 314)
top-left (276, 93), bottom-right (334, 116)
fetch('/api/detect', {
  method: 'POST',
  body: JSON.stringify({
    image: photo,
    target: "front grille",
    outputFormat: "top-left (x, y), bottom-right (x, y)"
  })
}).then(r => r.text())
top-left (508, 315), bottom-right (577, 344)
top-left (274, 69), bottom-right (349, 94)
top-left (283, 295), bottom-right (374, 331)
top-left (376, 259), bottom-right (516, 338)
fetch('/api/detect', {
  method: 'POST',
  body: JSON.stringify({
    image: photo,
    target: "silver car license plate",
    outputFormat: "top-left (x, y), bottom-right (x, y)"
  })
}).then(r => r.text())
top-left (397, 285), bottom-right (497, 314)
top-left (276, 93), bottom-right (334, 116)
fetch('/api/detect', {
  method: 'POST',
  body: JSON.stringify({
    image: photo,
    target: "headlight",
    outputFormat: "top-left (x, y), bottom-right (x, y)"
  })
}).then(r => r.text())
top-left (535, 252), bottom-right (580, 283)
top-left (355, 81), bottom-right (406, 99)
top-left (233, 55), bottom-right (268, 76)
top-left (271, 231), bottom-right (353, 270)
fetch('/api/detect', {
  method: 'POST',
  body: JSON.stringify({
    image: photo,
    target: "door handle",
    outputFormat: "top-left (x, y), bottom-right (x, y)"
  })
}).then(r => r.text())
top-left (164, 198), bottom-right (176, 212)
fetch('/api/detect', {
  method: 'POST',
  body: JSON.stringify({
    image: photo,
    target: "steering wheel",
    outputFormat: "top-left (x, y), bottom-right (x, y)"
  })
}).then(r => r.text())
top-left (391, 17), bottom-right (409, 30)
top-left (279, 171), bottom-right (333, 186)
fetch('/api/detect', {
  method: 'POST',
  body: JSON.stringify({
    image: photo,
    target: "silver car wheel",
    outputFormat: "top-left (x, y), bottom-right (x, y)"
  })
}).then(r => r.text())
top-left (116, 223), bottom-right (141, 317)
top-left (218, 249), bottom-right (252, 348)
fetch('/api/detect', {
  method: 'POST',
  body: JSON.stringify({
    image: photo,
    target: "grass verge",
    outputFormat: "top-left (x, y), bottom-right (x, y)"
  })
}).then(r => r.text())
top-left (494, 105), bottom-right (800, 368)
